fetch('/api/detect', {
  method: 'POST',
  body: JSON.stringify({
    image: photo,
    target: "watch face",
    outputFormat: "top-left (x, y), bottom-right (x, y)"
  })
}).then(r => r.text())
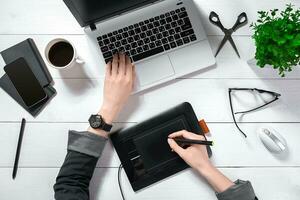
top-left (89, 115), bottom-right (102, 128)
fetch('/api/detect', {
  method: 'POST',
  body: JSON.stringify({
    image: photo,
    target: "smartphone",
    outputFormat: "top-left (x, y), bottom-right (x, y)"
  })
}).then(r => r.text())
top-left (4, 58), bottom-right (47, 107)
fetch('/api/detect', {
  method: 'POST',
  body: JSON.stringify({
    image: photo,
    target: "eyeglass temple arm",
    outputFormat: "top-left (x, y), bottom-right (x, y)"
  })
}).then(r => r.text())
top-left (234, 97), bottom-right (280, 114)
top-left (228, 90), bottom-right (247, 138)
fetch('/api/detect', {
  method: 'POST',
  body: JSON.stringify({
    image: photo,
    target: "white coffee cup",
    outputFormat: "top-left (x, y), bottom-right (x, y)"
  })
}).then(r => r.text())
top-left (45, 38), bottom-right (84, 70)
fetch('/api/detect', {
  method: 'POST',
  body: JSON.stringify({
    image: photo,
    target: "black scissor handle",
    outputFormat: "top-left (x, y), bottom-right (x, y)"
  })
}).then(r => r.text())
top-left (209, 11), bottom-right (225, 30)
top-left (232, 12), bottom-right (248, 31)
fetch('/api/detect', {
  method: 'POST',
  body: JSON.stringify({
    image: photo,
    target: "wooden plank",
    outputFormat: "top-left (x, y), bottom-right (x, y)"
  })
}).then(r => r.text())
top-left (0, 79), bottom-right (299, 122)
top-left (0, 35), bottom-right (299, 79)
top-left (1, 122), bottom-right (299, 168)
top-left (0, 167), bottom-right (299, 199)
top-left (0, 0), bottom-right (298, 35)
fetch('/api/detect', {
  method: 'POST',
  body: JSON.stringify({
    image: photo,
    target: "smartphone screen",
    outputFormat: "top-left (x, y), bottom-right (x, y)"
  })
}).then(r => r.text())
top-left (4, 58), bottom-right (47, 107)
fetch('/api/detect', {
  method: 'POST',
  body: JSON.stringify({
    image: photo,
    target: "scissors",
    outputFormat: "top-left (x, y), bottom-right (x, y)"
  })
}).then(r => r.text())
top-left (209, 11), bottom-right (248, 58)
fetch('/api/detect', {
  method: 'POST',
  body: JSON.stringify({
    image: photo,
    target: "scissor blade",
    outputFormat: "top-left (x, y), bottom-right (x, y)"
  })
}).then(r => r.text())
top-left (215, 36), bottom-right (228, 57)
top-left (228, 36), bottom-right (240, 58)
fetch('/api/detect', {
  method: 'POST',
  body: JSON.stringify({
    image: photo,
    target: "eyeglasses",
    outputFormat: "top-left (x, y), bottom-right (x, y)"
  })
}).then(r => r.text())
top-left (228, 88), bottom-right (281, 138)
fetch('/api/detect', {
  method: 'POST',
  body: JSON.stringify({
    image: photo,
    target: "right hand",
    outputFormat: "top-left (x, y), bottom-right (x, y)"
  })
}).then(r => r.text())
top-left (99, 53), bottom-right (135, 124)
top-left (168, 130), bottom-right (212, 173)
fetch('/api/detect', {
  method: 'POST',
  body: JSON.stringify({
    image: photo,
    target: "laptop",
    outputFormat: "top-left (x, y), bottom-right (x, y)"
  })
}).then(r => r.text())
top-left (63, 0), bottom-right (215, 93)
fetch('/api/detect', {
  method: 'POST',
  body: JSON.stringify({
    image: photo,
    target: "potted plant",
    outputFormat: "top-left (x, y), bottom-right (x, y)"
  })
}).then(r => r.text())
top-left (250, 4), bottom-right (300, 77)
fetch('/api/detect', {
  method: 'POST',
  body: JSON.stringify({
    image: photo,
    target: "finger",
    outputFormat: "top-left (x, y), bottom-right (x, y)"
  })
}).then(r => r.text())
top-left (167, 138), bottom-right (185, 157)
top-left (125, 56), bottom-right (133, 76)
top-left (118, 53), bottom-right (126, 75)
top-left (169, 130), bottom-right (204, 140)
top-left (105, 61), bottom-right (112, 78)
top-left (111, 54), bottom-right (119, 76)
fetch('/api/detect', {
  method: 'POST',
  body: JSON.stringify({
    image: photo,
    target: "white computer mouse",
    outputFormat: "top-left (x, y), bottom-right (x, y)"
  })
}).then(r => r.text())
top-left (257, 127), bottom-right (287, 154)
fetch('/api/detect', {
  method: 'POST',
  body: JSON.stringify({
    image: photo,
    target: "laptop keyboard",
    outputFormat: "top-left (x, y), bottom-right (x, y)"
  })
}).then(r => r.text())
top-left (97, 7), bottom-right (197, 63)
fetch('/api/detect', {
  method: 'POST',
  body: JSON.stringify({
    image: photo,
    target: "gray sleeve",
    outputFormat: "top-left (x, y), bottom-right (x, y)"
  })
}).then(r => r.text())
top-left (216, 180), bottom-right (256, 200)
top-left (67, 130), bottom-right (108, 158)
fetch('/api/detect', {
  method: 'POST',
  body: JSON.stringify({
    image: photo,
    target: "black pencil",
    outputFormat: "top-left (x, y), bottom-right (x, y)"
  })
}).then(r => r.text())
top-left (12, 118), bottom-right (26, 180)
top-left (172, 138), bottom-right (214, 146)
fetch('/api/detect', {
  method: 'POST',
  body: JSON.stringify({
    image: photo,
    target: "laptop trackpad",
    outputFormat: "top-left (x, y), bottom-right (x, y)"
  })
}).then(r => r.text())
top-left (136, 55), bottom-right (175, 86)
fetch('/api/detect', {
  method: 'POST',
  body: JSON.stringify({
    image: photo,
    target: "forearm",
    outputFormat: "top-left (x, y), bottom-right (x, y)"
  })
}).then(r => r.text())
top-left (54, 131), bottom-right (107, 200)
top-left (197, 164), bottom-right (234, 193)
top-left (197, 164), bottom-right (257, 200)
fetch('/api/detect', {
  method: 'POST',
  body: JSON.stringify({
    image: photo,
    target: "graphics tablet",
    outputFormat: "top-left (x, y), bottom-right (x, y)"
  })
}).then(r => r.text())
top-left (110, 102), bottom-right (212, 191)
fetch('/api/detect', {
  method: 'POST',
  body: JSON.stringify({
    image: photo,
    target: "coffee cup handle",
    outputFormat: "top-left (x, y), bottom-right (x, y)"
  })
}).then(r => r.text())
top-left (75, 57), bottom-right (85, 64)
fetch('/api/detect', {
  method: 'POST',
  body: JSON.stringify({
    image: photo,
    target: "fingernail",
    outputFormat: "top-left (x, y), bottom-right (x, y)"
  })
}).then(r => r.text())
top-left (167, 138), bottom-right (172, 144)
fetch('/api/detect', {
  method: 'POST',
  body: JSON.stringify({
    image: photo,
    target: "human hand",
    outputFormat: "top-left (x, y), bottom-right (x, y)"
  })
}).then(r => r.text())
top-left (99, 53), bottom-right (135, 124)
top-left (167, 130), bottom-right (212, 173)
top-left (168, 130), bottom-right (235, 193)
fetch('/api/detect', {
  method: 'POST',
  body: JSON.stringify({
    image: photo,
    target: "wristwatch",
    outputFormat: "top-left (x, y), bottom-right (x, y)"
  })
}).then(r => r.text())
top-left (88, 114), bottom-right (113, 132)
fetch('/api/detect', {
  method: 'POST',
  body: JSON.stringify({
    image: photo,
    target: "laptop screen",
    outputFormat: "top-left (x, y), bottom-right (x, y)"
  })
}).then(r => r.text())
top-left (63, 0), bottom-right (160, 27)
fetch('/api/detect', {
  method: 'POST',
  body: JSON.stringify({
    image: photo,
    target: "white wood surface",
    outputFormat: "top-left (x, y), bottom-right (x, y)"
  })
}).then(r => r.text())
top-left (0, 0), bottom-right (300, 199)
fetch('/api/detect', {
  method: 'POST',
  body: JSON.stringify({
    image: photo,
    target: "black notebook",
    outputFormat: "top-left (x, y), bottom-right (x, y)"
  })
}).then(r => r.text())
top-left (0, 39), bottom-right (56, 116)
top-left (110, 102), bottom-right (212, 191)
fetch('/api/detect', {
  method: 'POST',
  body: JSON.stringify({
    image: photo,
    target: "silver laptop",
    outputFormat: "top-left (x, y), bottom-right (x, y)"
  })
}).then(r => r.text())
top-left (63, 0), bottom-right (215, 93)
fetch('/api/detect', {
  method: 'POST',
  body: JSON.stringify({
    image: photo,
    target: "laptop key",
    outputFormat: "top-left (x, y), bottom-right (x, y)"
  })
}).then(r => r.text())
top-left (190, 34), bottom-right (197, 41)
top-left (176, 39), bottom-right (184, 46)
top-left (174, 34), bottom-right (180, 40)
top-left (110, 36), bottom-right (116, 43)
top-left (104, 39), bottom-right (110, 45)
top-left (115, 41), bottom-right (121, 47)
top-left (140, 32), bottom-right (146, 38)
top-left (101, 46), bottom-right (109, 52)
top-left (141, 25), bottom-right (147, 31)
top-left (98, 40), bottom-right (104, 47)
top-left (178, 12), bottom-right (188, 18)
top-left (170, 42), bottom-right (177, 48)
top-left (121, 39), bottom-right (127, 45)
top-left (125, 44), bottom-right (131, 51)
top-left (122, 32), bottom-right (129, 38)
top-left (153, 28), bottom-right (159, 34)
top-left (137, 40), bottom-right (144, 46)
top-left (169, 29), bottom-right (175, 35)
top-left (144, 38), bottom-right (150, 44)
top-left (108, 43), bottom-right (115, 49)
top-left (183, 37), bottom-right (190, 44)
top-left (97, 36), bottom-right (102, 41)
top-left (162, 38), bottom-right (168, 44)
top-left (181, 7), bottom-right (186, 11)
top-left (143, 45), bottom-right (149, 51)
top-left (128, 37), bottom-right (134, 43)
top-left (178, 19), bottom-right (184, 26)
top-left (103, 51), bottom-right (112, 58)
top-left (105, 57), bottom-right (113, 63)
top-left (164, 44), bottom-right (170, 50)
top-left (132, 46), bottom-right (164, 62)
top-left (131, 42), bottom-right (138, 48)
top-left (168, 36), bottom-right (174, 42)
top-left (150, 35), bottom-right (156, 42)
top-left (157, 33), bottom-right (163, 39)
top-left (180, 29), bottom-right (194, 37)
top-left (149, 42), bottom-right (155, 49)
top-left (116, 34), bottom-right (122, 40)
top-left (181, 22), bottom-right (192, 30)
top-left (137, 47), bottom-right (143, 53)
top-left (146, 30), bottom-right (152, 36)
top-left (130, 49), bottom-right (137, 55)
top-left (155, 40), bottom-right (162, 46)
top-left (175, 27), bottom-right (181, 33)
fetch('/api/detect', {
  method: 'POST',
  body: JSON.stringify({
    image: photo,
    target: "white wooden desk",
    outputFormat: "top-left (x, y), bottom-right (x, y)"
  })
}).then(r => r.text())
top-left (0, 0), bottom-right (300, 199)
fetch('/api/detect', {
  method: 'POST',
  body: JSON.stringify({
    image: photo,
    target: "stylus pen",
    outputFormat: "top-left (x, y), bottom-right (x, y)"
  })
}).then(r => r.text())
top-left (172, 138), bottom-right (214, 146)
top-left (12, 118), bottom-right (26, 180)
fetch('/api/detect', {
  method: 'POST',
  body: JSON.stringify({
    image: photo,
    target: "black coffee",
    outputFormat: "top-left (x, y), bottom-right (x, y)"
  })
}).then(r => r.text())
top-left (48, 41), bottom-right (74, 67)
